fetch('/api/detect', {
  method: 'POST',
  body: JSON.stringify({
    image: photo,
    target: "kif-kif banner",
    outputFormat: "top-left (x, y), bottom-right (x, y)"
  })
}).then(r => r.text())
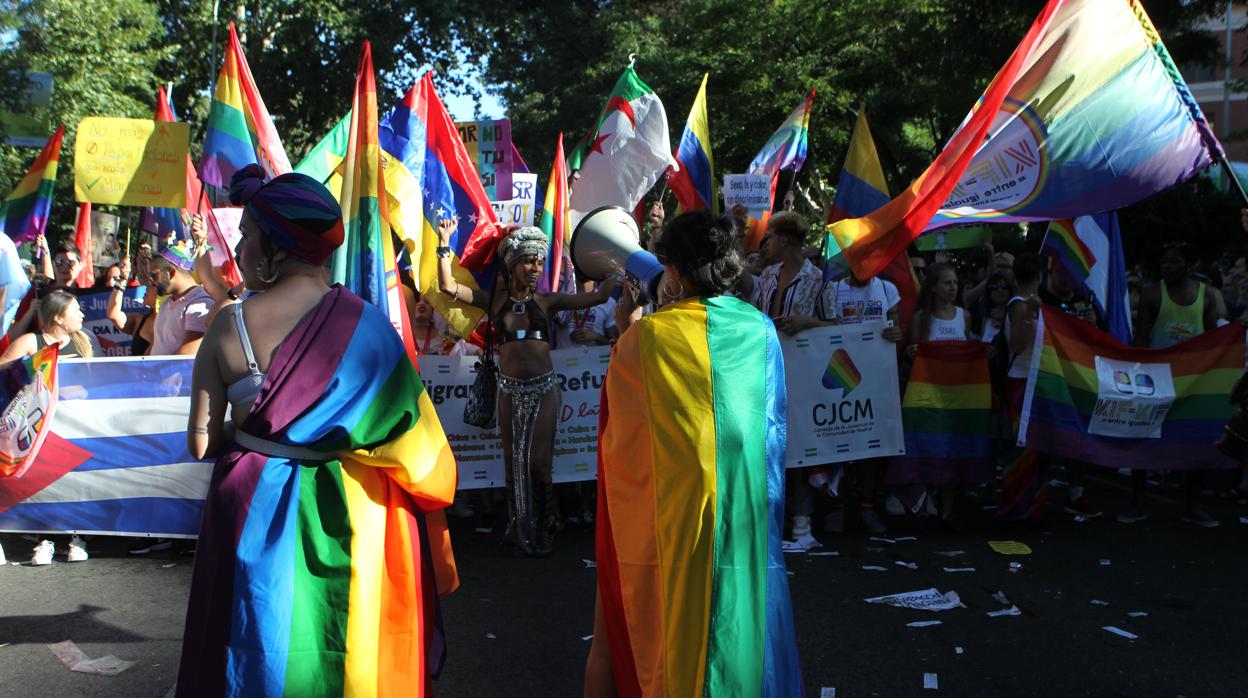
top-left (1019, 307), bottom-right (1244, 470)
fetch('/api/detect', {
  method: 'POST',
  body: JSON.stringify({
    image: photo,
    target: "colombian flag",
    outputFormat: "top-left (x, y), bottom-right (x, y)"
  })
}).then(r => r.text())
top-left (1, 125), bottom-right (63, 243)
top-left (201, 22), bottom-right (290, 189)
top-left (668, 73), bottom-right (715, 213)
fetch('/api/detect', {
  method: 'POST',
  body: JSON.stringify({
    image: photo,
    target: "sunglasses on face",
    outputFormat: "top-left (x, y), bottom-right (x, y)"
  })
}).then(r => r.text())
top-left (54, 258), bottom-right (78, 268)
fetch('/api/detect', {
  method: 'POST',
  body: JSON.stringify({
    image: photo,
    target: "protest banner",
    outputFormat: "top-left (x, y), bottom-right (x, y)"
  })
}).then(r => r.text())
top-left (491, 172), bottom-right (538, 226)
top-left (0, 357), bottom-right (210, 537)
top-left (73, 117), bottom-right (189, 208)
top-left (418, 345), bottom-right (610, 488)
top-left (913, 225), bottom-right (997, 252)
top-left (1019, 308), bottom-right (1243, 470)
top-left (77, 287), bottom-right (148, 356)
top-left (722, 173), bottom-right (771, 225)
top-left (456, 118), bottom-right (513, 200)
top-left (780, 323), bottom-right (904, 466)
top-left (0, 72), bottom-right (53, 148)
top-left (90, 209), bottom-right (121, 267)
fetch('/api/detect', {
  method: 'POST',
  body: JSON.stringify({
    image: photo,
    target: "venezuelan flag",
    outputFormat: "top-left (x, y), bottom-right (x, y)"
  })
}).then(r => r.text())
top-left (669, 73), bottom-right (715, 213)
top-left (597, 296), bottom-right (801, 697)
top-left (831, 0), bottom-right (1222, 280)
top-left (1020, 307), bottom-right (1243, 471)
top-left (1041, 219), bottom-right (1096, 285)
top-left (1, 125), bottom-right (63, 243)
top-left (201, 22), bottom-right (290, 189)
top-left (538, 133), bottom-right (573, 294)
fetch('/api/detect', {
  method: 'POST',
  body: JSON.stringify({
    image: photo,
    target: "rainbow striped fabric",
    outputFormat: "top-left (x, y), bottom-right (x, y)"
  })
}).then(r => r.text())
top-left (177, 287), bottom-right (458, 697)
top-left (1019, 307), bottom-right (1243, 470)
top-left (748, 89), bottom-right (814, 178)
top-left (597, 296), bottom-right (800, 697)
top-left (0, 344), bottom-right (58, 478)
top-left (888, 341), bottom-right (994, 486)
top-left (669, 73), bottom-right (715, 212)
top-left (0, 125), bottom-right (62, 243)
top-left (1041, 219), bottom-right (1096, 284)
top-left (830, 0), bottom-right (1222, 279)
top-left (538, 133), bottom-right (574, 294)
top-left (822, 347), bottom-right (862, 393)
top-left (201, 22), bottom-right (290, 189)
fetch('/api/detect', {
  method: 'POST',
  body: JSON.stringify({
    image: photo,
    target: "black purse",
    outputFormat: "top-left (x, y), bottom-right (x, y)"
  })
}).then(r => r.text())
top-left (463, 295), bottom-right (498, 430)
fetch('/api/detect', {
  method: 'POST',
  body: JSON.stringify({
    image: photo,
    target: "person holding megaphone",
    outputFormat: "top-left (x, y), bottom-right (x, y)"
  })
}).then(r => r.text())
top-left (437, 221), bottom-right (617, 557)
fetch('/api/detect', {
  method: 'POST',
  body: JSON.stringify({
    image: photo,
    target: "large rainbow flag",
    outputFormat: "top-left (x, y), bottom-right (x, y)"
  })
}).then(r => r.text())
top-left (538, 133), bottom-right (574, 294)
top-left (829, 0), bottom-right (1222, 279)
top-left (200, 22), bottom-right (290, 190)
top-left (0, 125), bottom-right (63, 243)
top-left (596, 296), bottom-right (801, 696)
top-left (741, 90), bottom-right (814, 249)
top-left (668, 73), bottom-right (715, 212)
top-left (887, 341), bottom-right (994, 490)
top-left (1019, 307), bottom-right (1243, 471)
top-left (1041, 218), bottom-right (1096, 285)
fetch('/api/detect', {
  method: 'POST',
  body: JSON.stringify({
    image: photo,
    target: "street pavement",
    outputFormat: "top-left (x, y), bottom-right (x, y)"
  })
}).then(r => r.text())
top-left (1, 471), bottom-right (1246, 697)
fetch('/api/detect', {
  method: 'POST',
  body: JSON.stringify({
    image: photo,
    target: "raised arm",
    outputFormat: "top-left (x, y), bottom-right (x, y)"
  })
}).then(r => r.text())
top-left (548, 279), bottom-right (620, 313)
top-left (436, 218), bottom-right (490, 309)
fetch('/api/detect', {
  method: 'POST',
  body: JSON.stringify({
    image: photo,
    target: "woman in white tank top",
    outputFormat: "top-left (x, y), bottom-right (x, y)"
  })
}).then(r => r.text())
top-left (906, 263), bottom-right (970, 356)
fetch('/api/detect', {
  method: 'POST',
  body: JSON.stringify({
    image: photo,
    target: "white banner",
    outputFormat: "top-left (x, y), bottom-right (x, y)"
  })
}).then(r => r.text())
top-left (780, 323), bottom-right (904, 466)
top-left (1088, 356), bottom-right (1175, 438)
top-left (418, 346), bottom-right (611, 489)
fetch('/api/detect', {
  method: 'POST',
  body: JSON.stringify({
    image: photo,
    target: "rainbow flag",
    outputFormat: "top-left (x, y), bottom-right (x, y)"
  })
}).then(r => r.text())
top-left (0, 343), bottom-right (58, 479)
top-left (748, 89), bottom-right (814, 178)
top-left (538, 133), bottom-right (574, 294)
top-left (0, 125), bottom-right (62, 243)
top-left (200, 22), bottom-right (290, 189)
top-left (668, 73), bottom-right (715, 212)
top-left (597, 296), bottom-right (801, 697)
top-left (888, 341), bottom-right (994, 488)
top-left (822, 348), bottom-right (862, 393)
top-left (1019, 307), bottom-right (1243, 471)
top-left (1041, 218), bottom-right (1096, 284)
top-left (830, 0), bottom-right (1222, 280)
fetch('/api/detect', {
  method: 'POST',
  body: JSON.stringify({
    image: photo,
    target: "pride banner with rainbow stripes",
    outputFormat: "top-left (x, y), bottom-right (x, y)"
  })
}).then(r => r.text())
top-left (0, 125), bottom-right (62, 243)
top-left (1019, 307), bottom-right (1243, 470)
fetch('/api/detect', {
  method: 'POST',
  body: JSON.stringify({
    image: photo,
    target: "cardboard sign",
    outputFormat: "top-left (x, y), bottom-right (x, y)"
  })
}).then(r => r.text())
top-left (74, 117), bottom-right (189, 207)
top-left (455, 118), bottom-right (513, 200)
top-left (490, 173), bottom-right (539, 226)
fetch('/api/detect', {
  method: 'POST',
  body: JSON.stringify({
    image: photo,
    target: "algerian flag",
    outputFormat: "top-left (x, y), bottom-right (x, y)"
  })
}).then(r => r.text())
top-left (568, 65), bottom-right (676, 229)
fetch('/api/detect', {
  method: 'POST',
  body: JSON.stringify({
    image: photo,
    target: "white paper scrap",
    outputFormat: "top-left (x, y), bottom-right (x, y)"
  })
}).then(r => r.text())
top-left (582, 559), bottom-right (596, 568)
top-left (986, 605), bottom-right (1021, 618)
top-left (47, 641), bottom-right (135, 676)
top-left (869, 537), bottom-right (896, 544)
top-left (943, 567), bottom-right (976, 573)
top-left (862, 565), bottom-right (888, 571)
top-left (935, 550), bottom-right (965, 557)
top-left (1099, 559), bottom-right (1112, 566)
top-left (907, 621), bottom-right (942, 628)
top-left (954, 646), bottom-right (964, 655)
top-left (894, 536), bottom-right (918, 542)
top-left (1090, 599), bottom-right (1109, 606)
top-left (581, 634), bottom-right (593, 641)
top-left (896, 561), bottom-right (918, 569)
top-left (865, 588), bottom-right (964, 611)
top-left (992, 591), bottom-right (1010, 605)
top-left (1127, 612), bottom-right (1149, 618)
top-left (809, 551), bottom-right (840, 557)
top-left (486, 633), bottom-right (497, 639)
top-left (924, 672), bottom-right (939, 689)
top-left (820, 688), bottom-right (836, 698)
top-left (1103, 626), bottom-right (1138, 639)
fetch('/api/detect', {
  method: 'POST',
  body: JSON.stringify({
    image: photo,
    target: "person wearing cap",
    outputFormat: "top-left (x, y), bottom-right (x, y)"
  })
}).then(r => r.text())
top-left (178, 164), bottom-right (458, 696)
top-left (146, 241), bottom-right (215, 356)
top-left (436, 219), bottom-right (616, 557)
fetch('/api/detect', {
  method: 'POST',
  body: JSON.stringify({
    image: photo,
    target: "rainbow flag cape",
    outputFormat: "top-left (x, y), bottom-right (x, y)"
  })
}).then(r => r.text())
top-left (668, 73), bottom-right (715, 212)
top-left (0, 343), bottom-right (58, 479)
top-left (597, 296), bottom-right (801, 697)
top-left (201, 22), bottom-right (290, 189)
top-left (538, 133), bottom-right (574, 294)
top-left (888, 341), bottom-right (994, 489)
top-left (1041, 219), bottom-right (1096, 285)
top-left (176, 288), bottom-right (457, 697)
top-left (0, 125), bottom-right (62, 243)
top-left (1019, 307), bottom-right (1243, 471)
top-left (830, 0), bottom-right (1222, 279)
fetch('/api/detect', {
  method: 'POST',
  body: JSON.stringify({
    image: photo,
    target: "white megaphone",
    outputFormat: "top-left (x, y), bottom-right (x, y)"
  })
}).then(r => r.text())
top-left (570, 205), bottom-right (665, 304)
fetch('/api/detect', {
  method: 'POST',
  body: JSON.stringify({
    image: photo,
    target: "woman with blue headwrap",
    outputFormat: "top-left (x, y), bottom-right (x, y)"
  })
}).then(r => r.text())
top-left (437, 221), bottom-right (616, 556)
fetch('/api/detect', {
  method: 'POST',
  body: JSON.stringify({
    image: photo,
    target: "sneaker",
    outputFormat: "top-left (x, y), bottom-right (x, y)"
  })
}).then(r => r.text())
top-left (1180, 510), bottom-right (1219, 528)
top-left (793, 533), bottom-right (821, 550)
top-left (792, 515), bottom-right (813, 538)
top-left (883, 495), bottom-right (905, 517)
top-left (1063, 496), bottom-right (1103, 519)
top-left (859, 508), bottom-right (887, 534)
top-left (1116, 509), bottom-right (1148, 524)
top-left (30, 539), bottom-right (54, 566)
top-left (824, 507), bottom-right (845, 534)
top-left (66, 535), bottom-right (88, 562)
top-left (128, 539), bottom-right (173, 556)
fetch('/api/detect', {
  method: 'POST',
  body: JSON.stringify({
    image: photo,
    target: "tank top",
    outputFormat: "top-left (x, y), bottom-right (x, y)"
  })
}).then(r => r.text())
top-left (1005, 296), bottom-right (1034, 379)
top-left (226, 303), bottom-right (266, 415)
top-left (926, 307), bottom-right (967, 341)
top-left (1151, 280), bottom-right (1205, 349)
top-left (35, 333), bottom-right (83, 358)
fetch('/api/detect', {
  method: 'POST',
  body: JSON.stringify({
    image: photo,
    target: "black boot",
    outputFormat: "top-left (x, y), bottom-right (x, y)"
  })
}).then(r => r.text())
top-left (533, 481), bottom-right (557, 557)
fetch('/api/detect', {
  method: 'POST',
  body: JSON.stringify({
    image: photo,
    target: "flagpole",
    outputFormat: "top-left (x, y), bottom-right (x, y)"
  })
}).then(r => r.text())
top-left (208, 0), bottom-right (221, 97)
top-left (1219, 151), bottom-right (1248, 209)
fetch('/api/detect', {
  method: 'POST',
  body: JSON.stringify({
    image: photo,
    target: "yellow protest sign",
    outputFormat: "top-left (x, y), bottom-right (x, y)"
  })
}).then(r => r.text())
top-left (74, 117), bottom-right (188, 208)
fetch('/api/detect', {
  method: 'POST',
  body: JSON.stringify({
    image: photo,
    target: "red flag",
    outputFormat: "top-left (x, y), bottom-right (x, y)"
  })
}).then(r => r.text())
top-left (72, 202), bottom-right (94, 288)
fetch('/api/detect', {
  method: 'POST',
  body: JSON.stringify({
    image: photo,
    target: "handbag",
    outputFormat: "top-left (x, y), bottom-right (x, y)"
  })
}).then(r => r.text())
top-left (463, 297), bottom-right (499, 430)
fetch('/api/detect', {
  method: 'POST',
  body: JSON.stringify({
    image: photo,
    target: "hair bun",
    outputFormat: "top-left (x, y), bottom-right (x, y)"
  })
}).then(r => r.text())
top-left (228, 164), bottom-right (267, 206)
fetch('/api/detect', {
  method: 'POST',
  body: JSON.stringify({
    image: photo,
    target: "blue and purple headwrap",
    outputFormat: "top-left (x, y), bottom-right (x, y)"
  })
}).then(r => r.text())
top-left (228, 164), bottom-right (344, 265)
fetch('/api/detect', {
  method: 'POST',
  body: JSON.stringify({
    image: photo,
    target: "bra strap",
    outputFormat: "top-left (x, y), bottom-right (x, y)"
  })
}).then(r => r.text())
top-left (233, 303), bottom-right (262, 374)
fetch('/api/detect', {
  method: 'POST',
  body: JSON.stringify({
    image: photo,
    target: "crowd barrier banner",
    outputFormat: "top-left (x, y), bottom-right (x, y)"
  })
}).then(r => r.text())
top-left (78, 287), bottom-right (148, 356)
top-left (0, 357), bottom-right (210, 537)
top-left (1019, 308), bottom-right (1244, 470)
top-left (418, 346), bottom-right (611, 489)
top-left (780, 323), bottom-right (904, 466)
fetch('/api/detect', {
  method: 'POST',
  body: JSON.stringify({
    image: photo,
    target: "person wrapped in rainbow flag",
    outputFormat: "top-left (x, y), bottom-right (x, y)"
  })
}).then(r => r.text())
top-left (177, 165), bottom-right (458, 697)
top-left (585, 210), bottom-right (801, 696)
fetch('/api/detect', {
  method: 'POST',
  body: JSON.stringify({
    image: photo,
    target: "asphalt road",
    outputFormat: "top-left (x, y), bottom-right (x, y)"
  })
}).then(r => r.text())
top-left (1, 471), bottom-right (1246, 697)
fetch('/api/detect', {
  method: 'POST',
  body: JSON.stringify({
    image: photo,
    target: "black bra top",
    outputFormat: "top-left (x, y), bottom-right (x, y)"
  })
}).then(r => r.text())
top-left (494, 297), bottom-right (551, 345)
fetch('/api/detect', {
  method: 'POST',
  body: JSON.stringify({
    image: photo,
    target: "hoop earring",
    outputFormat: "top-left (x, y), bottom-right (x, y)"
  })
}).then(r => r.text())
top-left (257, 257), bottom-right (280, 285)
top-left (661, 278), bottom-right (684, 303)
